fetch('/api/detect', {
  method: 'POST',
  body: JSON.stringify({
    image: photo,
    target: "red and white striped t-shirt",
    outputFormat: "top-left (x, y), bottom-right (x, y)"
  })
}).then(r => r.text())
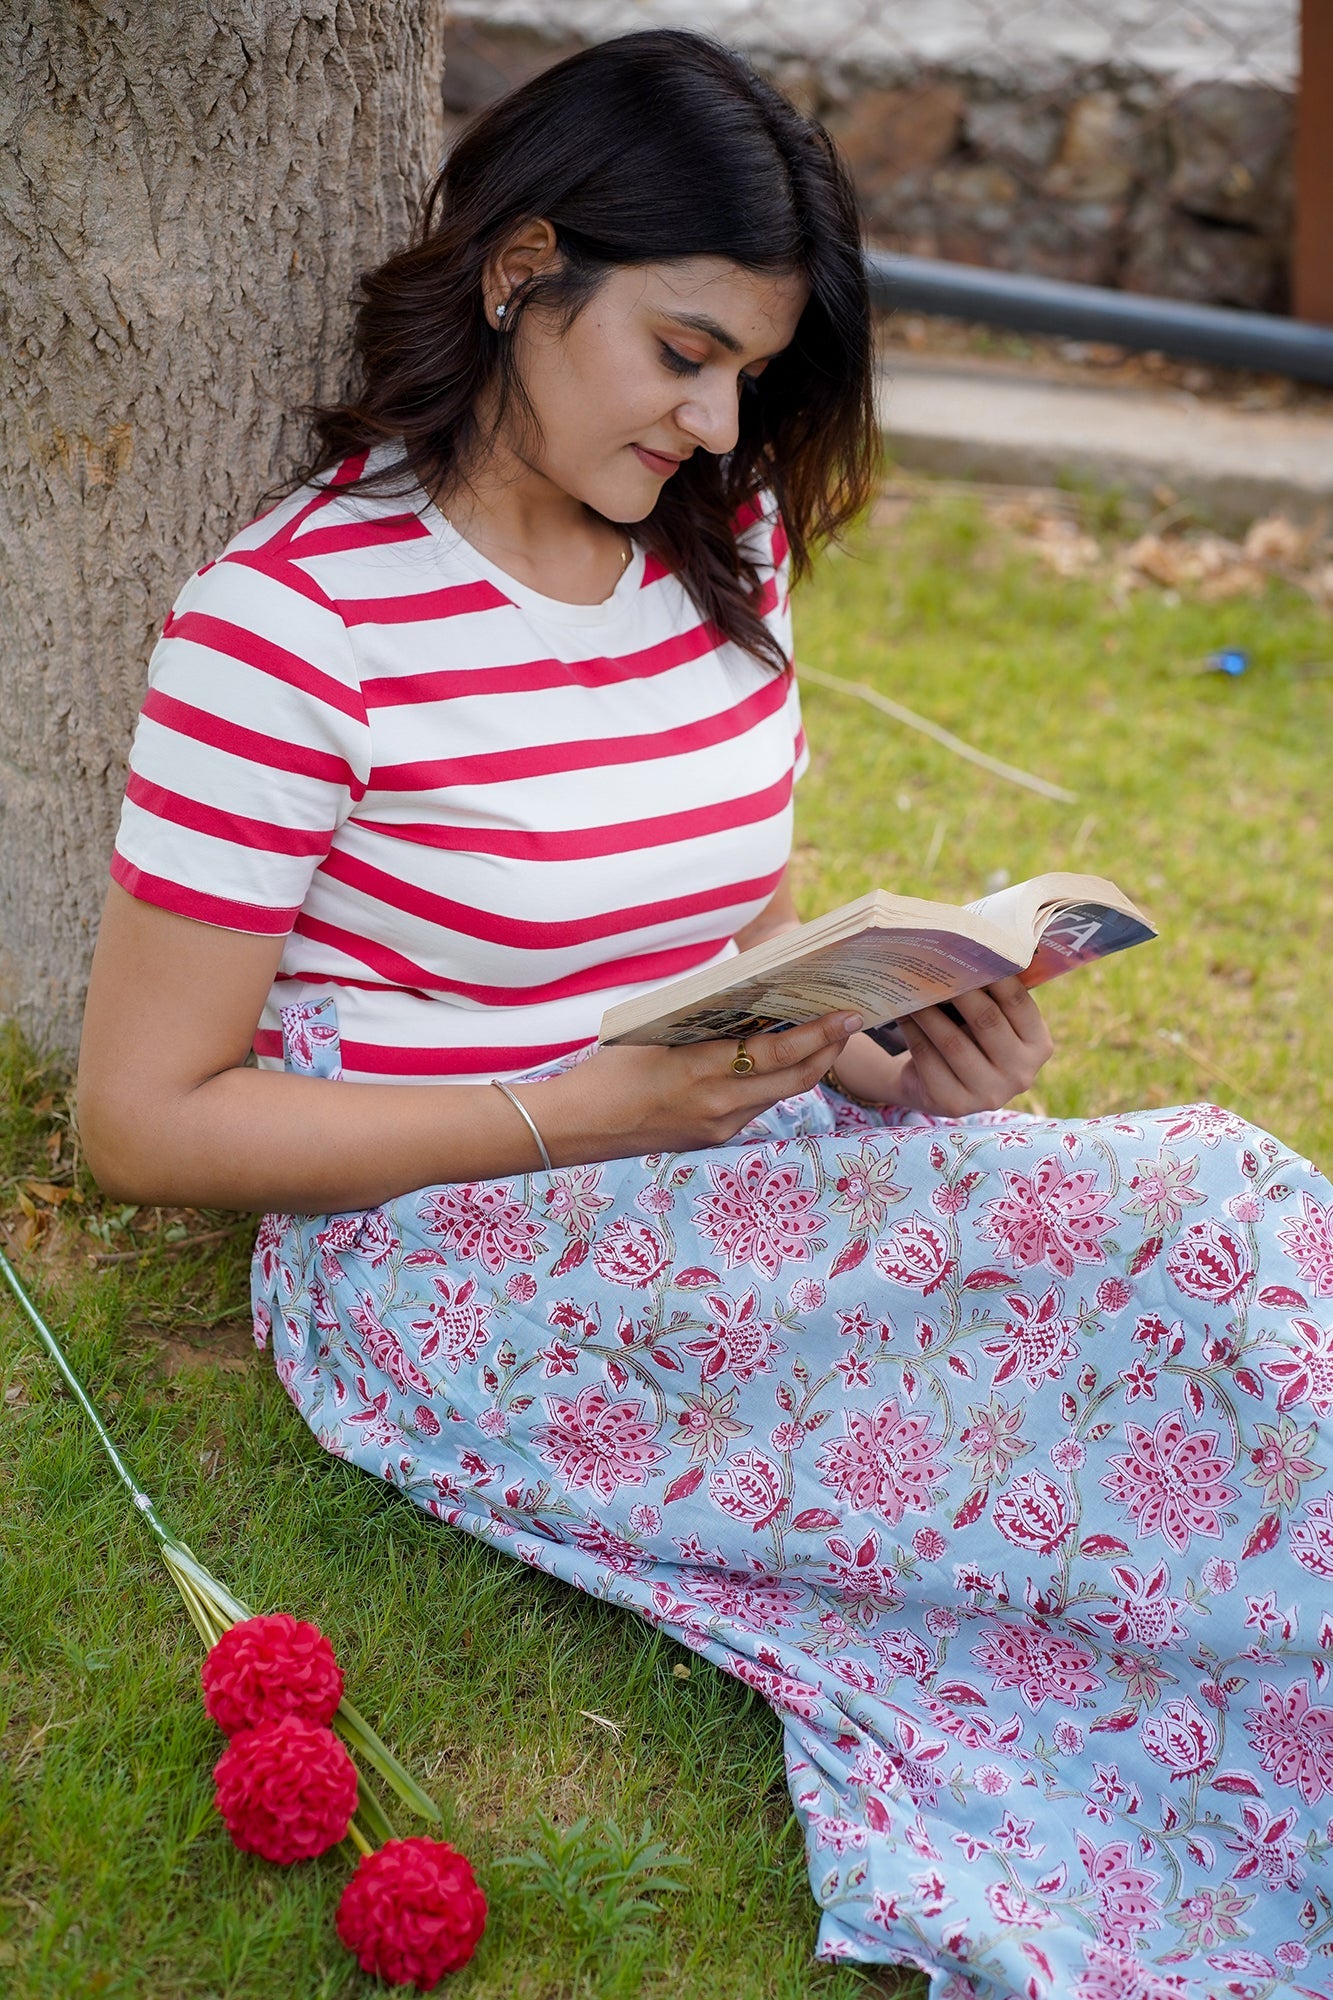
top-left (113, 455), bottom-right (807, 1084)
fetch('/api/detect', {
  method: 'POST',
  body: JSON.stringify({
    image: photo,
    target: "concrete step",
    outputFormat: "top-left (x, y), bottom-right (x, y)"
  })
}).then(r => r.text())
top-left (878, 351), bottom-right (1333, 528)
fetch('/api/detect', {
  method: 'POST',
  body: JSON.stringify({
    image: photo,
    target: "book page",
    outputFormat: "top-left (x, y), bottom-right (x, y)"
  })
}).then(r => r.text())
top-left (605, 929), bottom-right (1021, 1047)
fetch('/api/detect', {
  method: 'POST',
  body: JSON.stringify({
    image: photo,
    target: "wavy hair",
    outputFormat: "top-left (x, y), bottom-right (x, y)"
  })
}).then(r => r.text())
top-left (304, 29), bottom-right (877, 670)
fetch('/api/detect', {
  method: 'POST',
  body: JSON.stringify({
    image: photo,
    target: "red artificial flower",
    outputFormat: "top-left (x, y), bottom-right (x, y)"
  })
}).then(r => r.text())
top-left (213, 1716), bottom-right (358, 1864)
top-left (202, 1612), bottom-right (344, 1735)
top-left (337, 1836), bottom-right (487, 1989)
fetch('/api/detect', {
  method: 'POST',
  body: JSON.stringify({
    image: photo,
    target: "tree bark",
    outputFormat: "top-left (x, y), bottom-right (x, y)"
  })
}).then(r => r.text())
top-left (0, 0), bottom-right (446, 1052)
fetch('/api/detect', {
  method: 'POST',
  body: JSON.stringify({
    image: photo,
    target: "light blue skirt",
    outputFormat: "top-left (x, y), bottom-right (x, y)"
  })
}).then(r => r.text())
top-left (256, 997), bottom-right (1333, 1999)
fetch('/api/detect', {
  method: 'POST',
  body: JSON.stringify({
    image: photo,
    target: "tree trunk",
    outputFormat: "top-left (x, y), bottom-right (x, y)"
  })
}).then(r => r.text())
top-left (0, 0), bottom-right (446, 1053)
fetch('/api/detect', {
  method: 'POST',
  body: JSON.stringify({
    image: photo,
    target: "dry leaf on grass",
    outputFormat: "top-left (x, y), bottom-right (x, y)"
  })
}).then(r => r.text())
top-left (1242, 514), bottom-right (1311, 568)
top-left (1027, 515), bottom-right (1101, 577)
top-left (1123, 532), bottom-right (1263, 599)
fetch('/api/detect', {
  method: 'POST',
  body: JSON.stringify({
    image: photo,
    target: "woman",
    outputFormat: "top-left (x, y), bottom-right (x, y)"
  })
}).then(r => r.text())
top-left (80, 31), bottom-right (1333, 1998)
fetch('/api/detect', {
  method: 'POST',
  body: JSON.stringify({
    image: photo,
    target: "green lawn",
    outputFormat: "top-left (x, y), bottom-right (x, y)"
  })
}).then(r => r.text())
top-left (3, 487), bottom-right (1331, 1997)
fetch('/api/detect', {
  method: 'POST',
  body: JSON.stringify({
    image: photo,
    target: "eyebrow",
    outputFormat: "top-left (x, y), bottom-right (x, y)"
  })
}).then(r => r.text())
top-left (659, 309), bottom-right (746, 356)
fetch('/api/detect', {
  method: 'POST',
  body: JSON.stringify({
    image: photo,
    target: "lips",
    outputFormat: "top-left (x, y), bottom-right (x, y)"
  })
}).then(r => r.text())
top-left (633, 445), bottom-right (686, 478)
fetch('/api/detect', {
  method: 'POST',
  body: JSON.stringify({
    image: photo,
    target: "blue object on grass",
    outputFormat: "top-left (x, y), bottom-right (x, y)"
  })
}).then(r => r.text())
top-left (1207, 649), bottom-right (1248, 676)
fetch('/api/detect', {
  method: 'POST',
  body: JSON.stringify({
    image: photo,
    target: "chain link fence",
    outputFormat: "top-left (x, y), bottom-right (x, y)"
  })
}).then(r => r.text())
top-left (444, 1), bottom-right (1298, 310)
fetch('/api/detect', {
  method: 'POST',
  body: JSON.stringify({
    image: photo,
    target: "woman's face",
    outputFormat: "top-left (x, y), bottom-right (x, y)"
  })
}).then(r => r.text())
top-left (501, 257), bottom-right (809, 522)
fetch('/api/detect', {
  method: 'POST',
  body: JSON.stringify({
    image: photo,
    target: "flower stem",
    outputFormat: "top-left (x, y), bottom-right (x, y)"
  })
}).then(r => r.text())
top-left (0, 1246), bottom-right (177, 1546)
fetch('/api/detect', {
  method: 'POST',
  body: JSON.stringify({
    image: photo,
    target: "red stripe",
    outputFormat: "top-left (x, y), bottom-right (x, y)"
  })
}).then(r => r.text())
top-left (641, 552), bottom-right (671, 586)
top-left (289, 911), bottom-right (731, 1003)
top-left (770, 515), bottom-right (790, 570)
top-left (163, 610), bottom-right (366, 722)
top-left (362, 617), bottom-right (721, 708)
top-left (350, 772), bottom-right (793, 861)
top-left (316, 847), bottom-right (782, 949)
top-left (111, 854), bottom-right (296, 934)
top-left (124, 772), bottom-right (333, 858)
top-left (335, 577), bottom-right (510, 627)
top-left (225, 550), bottom-right (343, 611)
top-left (252, 1028), bottom-right (590, 1076)
top-left (288, 514), bottom-right (431, 558)
top-left (259, 458), bottom-right (365, 553)
top-left (732, 494), bottom-right (764, 531)
top-left (370, 674), bottom-right (789, 792)
top-left (794, 725), bottom-right (807, 764)
top-left (141, 689), bottom-right (366, 800)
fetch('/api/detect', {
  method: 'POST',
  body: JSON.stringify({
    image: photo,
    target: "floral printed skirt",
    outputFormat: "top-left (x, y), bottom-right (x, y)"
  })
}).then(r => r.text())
top-left (255, 999), bottom-right (1333, 1999)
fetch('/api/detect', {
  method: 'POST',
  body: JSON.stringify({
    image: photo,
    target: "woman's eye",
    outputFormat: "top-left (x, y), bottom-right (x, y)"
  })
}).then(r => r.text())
top-left (659, 343), bottom-right (703, 378)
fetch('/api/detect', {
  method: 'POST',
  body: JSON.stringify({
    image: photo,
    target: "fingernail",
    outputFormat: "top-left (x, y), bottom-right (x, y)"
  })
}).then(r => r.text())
top-left (841, 1015), bottom-right (863, 1036)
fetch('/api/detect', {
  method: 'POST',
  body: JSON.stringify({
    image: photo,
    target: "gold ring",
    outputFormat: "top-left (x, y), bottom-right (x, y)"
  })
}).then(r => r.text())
top-left (731, 1037), bottom-right (755, 1075)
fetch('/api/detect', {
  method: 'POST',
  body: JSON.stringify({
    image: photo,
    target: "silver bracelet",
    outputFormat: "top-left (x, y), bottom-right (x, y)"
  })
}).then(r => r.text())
top-left (490, 1079), bottom-right (553, 1173)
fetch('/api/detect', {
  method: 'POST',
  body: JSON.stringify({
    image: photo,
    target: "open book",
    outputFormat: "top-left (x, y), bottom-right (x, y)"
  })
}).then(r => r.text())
top-left (599, 872), bottom-right (1156, 1047)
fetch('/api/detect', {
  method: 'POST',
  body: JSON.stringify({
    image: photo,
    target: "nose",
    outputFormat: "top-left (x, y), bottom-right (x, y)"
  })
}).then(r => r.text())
top-left (675, 377), bottom-right (742, 457)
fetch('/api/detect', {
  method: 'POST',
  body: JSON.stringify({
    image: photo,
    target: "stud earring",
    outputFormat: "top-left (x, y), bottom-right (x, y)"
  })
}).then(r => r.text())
top-left (495, 302), bottom-right (507, 321)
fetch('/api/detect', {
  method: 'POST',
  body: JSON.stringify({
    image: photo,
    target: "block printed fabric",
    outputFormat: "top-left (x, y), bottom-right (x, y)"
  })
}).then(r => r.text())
top-left (256, 999), bottom-right (1333, 1999)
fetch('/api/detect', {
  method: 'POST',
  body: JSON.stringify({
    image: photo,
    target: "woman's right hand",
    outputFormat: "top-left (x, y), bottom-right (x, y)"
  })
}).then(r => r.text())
top-left (531, 1012), bottom-right (864, 1164)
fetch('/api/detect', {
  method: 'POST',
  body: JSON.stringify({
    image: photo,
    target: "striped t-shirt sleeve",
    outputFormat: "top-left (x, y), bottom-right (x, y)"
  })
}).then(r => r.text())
top-left (112, 555), bottom-right (371, 935)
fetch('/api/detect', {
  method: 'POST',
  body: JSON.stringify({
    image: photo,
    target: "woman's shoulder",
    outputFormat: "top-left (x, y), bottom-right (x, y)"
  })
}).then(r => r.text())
top-left (163, 450), bottom-right (455, 646)
top-left (218, 450), bottom-right (435, 581)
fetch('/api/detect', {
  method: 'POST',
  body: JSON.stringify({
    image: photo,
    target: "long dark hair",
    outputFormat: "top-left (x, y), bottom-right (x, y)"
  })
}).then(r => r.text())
top-left (306, 29), bottom-right (876, 671)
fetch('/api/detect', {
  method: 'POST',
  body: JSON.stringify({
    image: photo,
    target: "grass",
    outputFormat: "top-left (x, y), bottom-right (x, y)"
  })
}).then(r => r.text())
top-left (3, 483), bottom-right (1331, 1997)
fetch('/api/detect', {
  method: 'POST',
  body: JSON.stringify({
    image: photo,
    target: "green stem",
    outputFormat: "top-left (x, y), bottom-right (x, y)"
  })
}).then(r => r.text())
top-left (0, 1245), bottom-right (177, 1547)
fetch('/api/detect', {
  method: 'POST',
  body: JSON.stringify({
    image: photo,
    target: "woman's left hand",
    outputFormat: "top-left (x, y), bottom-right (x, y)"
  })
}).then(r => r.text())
top-left (834, 977), bottom-right (1054, 1117)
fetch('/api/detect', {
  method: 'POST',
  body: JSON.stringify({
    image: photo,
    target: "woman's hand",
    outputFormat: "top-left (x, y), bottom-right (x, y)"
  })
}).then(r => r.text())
top-left (830, 978), bottom-right (1054, 1118)
top-left (532, 1011), bottom-right (863, 1165)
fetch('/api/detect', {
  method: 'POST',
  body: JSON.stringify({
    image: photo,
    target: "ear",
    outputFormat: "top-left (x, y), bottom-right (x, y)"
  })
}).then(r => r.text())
top-left (484, 218), bottom-right (560, 324)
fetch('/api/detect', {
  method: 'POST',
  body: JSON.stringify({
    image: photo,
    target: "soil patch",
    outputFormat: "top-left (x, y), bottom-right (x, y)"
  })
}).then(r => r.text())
top-left (129, 1319), bottom-right (260, 1378)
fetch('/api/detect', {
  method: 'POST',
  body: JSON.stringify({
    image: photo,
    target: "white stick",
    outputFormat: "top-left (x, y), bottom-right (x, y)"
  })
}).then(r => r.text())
top-left (797, 660), bottom-right (1078, 805)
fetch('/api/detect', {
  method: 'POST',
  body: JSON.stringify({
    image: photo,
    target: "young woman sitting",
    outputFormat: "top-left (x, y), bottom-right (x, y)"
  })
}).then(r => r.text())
top-left (79, 31), bottom-right (1333, 1995)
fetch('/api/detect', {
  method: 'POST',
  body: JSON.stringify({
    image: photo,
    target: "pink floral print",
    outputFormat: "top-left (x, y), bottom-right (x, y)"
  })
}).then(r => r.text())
top-left (981, 1284), bottom-right (1080, 1388)
top-left (533, 1383), bottom-right (669, 1501)
top-left (257, 1007), bottom-right (1333, 2000)
top-left (693, 1151), bottom-right (826, 1277)
top-left (1276, 1191), bottom-right (1333, 1297)
top-left (979, 1154), bottom-right (1115, 1274)
top-left (417, 1181), bottom-right (547, 1274)
top-left (1245, 1681), bottom-right (1333, 1804)
top-left (682, 1287), bottom-right (785, 1383)
top-left (1101, 1411), bottom-right (1238, 1552)
top-left (815, 1396), bottom-right (949, 1524)
top-left (970, 1619), bottom-right (1104, 1710)
top-left (592, 1216), bottom-right (669, 1287)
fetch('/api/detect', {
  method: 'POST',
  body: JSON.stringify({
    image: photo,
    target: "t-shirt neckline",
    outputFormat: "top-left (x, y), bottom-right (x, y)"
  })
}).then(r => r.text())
top-left (425, 503), bottom-right (646, 628)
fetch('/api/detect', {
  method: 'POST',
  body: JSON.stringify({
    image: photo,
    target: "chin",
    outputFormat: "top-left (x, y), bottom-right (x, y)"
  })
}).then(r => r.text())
top-left (565, 465), bottom-right (664, 526)
top-left (604, 480), bottom-right (665, 525)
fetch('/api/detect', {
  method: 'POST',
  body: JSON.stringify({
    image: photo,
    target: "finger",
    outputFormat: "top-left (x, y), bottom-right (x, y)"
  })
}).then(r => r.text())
top-left (904, 1003), bottom-right (1004, 1096)
top-left (896, 1014), bottom-right (979, 1116)
top-left (947, 984), bottom-right (1032, 1063)
top-left (744, 1013), bottom-right (863, 1076)
top-left (976, 976), bottom-right (1053, 1054)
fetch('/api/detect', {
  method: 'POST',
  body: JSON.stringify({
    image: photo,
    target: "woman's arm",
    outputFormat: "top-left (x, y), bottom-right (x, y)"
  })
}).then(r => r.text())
top-left (78, 886), bottom-right (862, 1213)
top-left (732, 870), bottom-right (801, 951)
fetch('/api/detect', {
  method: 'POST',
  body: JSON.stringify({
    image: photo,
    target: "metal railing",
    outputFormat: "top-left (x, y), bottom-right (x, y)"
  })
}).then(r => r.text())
top-left (442, 2), bottom-right (1333, 364)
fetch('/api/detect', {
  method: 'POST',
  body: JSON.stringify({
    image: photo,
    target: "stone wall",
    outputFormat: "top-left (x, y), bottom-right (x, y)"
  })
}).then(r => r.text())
top-left (441, 20), bottom-right (1293, 313)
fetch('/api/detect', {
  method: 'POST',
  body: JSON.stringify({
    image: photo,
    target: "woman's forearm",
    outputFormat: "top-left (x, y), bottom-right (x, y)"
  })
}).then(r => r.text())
top-left (84, 1064), bottom-right (563, 1213)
